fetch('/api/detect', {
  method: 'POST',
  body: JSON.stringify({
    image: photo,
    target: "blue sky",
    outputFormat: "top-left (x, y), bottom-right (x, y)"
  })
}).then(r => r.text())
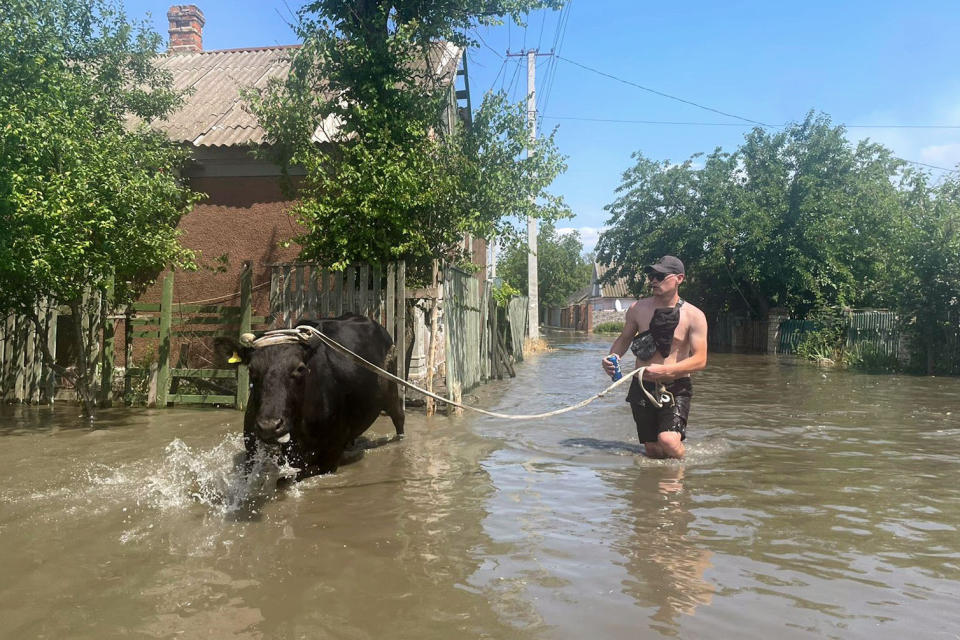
top-left (124, 1), bottom-right (960, 252)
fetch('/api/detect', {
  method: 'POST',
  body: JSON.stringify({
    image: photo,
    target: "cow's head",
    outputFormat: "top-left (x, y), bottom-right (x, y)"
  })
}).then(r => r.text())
top-left (223, 331), bottom-right (317, 444)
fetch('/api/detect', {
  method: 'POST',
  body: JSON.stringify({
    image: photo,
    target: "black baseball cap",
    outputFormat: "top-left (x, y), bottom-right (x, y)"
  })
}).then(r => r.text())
top-left (644, 255), bottom-right (685, 275)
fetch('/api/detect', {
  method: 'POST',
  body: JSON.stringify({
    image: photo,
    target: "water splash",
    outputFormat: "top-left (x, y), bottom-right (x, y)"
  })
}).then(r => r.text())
top-left (139, 435), bottom-right (300, 516)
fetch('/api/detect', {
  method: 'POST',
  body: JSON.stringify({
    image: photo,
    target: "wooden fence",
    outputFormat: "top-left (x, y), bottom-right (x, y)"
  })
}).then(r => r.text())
top-left (709, 314), bottom-right (770, 352)
top-left (124, 264), bottom-right (268, 408)
top-left (268, 262), bottom-right (408, 396)
top-left (544, 302), bottom-right (589, 331)
top-left (0, 301), bottom-right (58, 403)
top-left (506, 296), bottom-right (528, 362)
top-left (443, 266), bottom-right (526, 408)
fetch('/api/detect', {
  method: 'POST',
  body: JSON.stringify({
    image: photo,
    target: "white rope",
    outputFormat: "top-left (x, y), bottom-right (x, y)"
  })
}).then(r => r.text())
top-left (254, 325), bottom-right (664, 420)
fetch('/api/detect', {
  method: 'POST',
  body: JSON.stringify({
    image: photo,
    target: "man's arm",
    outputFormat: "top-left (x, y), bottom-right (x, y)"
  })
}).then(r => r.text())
top-left (645, 307), bottom-right (708, 380)
top-left (601, 302), bottom-right (640, 375)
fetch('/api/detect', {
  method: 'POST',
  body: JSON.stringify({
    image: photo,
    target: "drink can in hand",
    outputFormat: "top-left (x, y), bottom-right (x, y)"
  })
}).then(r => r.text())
top-left (607, 354), bottom-right (622, 381)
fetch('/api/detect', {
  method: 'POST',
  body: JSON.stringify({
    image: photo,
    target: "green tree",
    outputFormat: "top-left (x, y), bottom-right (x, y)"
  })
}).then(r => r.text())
top-left (895, 171), bottom-right (960, 373)
top-left (248, 0), bottom-right (569, 283)
top-left (498, 223), bottom-right (592, 307)
top-left (0, 0), bottom-right (200, 415)
top-left (598, 112), bottom-right (906, 318)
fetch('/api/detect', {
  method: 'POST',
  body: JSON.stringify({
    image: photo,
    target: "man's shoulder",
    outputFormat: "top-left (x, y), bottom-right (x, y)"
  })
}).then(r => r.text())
top-left (681, 301), bottom-right (707, 324)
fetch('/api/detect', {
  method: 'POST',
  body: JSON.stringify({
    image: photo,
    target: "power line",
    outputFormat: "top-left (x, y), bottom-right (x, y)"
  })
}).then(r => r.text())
top-left (473, 27), bottom-right (503, 60)
top-left (539, 1), bottom-right (573, 124)
top-left (487, 57), bottom-right (508, 95)
top-left (545, 114), bottom-right (960, 132)
top-left (545, 115), bottom-right (764, 127)
top-left (542, 116), bottom-right (956, 172)
top-left (901, 159), bottom-right (956, 172)
top-left (552, 56), bottom-right (960, 132)
top-left (556, 54), bottom-right (771, 126)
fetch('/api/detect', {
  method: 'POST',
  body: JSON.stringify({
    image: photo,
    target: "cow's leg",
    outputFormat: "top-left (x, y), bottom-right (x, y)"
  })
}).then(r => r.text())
top-left (381, 345), bottom-right (405, 436)
top-left (386, 381), bottom-right (405, 436)
top-left (242, 410), bottom-right (259, 471)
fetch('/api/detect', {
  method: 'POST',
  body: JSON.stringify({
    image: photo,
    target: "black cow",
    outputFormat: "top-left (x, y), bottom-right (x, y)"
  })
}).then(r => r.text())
top-left (233, 313), bottom-right (404, 478)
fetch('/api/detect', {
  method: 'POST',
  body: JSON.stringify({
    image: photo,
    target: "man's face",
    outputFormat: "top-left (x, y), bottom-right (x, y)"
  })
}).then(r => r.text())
top-left (647, 271), bottom-right (683, 294)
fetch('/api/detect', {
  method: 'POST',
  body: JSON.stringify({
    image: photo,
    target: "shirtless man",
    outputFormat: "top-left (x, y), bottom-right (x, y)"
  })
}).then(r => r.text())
top-left (601, 256), bottom-right (708, 459)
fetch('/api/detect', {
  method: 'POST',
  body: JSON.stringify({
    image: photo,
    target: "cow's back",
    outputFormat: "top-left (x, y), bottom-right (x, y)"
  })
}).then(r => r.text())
top-left (295, 314), bottom-right (404, 473)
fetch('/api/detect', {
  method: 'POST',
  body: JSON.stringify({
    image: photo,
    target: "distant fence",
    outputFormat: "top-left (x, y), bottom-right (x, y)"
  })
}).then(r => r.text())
top-left (709, 314), bottom-right (771, 353)
top-left (709, 310), bottom-right (906, 357)
top-left (544, 302), bottom-right (590, 331)
top-left (845, 311), bottom-right (901, 357)
top-left (776, 319), bottom-right (817, 354)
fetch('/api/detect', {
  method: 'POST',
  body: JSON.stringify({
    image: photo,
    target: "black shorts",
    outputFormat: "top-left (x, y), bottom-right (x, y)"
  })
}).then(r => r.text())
top-left (625, 377), bottom-right (693, 443)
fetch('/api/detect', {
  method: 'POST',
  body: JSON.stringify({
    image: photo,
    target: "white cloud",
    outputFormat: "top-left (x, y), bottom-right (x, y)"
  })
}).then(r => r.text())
top-left (847, 101), bottom-right (960, 174)
top-left (919, 143), bottom-right (960, 168)
top-left (557, 225), bottom-right (605, 254)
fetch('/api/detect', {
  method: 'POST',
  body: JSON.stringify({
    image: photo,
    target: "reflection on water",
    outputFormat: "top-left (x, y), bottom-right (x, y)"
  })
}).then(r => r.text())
top-left (609, 465), bottom-right (715, 631)
top-left (2, 335), bottom-right (960, 639)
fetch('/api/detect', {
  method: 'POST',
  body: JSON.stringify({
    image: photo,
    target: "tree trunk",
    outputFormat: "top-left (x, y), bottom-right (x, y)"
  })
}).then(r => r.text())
top-left (69, 300), bottom-right (97, 419)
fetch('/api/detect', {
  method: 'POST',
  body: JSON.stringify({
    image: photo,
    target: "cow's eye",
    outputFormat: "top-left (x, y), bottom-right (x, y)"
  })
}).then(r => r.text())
top-left (292, 363), bottom-right (308, 377)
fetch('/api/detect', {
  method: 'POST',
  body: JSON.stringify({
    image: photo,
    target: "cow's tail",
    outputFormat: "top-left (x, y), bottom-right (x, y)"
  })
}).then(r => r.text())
top-left (383, 343), bottom-right (398, 375)
top-left (381, 344), bottom-right (405, 435)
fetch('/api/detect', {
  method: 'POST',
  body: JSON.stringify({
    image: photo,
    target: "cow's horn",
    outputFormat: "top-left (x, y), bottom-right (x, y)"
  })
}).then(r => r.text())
top-left (239, 332), bottom-right (256, 346)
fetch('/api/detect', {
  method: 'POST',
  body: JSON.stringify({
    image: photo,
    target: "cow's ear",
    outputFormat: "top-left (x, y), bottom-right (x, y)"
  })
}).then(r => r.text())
top-left (214, 336), bottom-right (252, 367)
top-left (228, 346), bottom-right (254, 365)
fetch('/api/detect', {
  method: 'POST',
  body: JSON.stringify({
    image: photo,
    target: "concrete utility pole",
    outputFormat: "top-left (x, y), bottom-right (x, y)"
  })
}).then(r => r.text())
top-left (507, 48), bottom-right (553, 339)
top-left (525, 49), bottom-right (539, 339)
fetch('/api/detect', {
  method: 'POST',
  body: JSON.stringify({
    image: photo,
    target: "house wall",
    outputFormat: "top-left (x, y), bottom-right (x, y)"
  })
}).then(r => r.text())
top-left (139, 173), bottom-right (301, 317)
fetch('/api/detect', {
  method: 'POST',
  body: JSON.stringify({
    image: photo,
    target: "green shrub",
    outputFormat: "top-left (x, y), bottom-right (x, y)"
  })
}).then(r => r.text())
top-left (594, 321), bottom-right (624, 334)
top-left (794, 308), bottom-right (847, 364)
top-left (493, 282), bottom-right (522, 308)
top-left (847, 343), bottom-right (901, 373)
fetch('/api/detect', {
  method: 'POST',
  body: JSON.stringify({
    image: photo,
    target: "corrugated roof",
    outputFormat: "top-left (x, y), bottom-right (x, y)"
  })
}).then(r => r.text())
top-left (594, 262), bottom-right (633, 299)
top-left (140, 42), bottom-right (463, 148)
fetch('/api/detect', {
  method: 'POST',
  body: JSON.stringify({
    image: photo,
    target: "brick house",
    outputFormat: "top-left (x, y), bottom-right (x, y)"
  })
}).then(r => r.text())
top-left (140, 5), bottom-right (483, 320)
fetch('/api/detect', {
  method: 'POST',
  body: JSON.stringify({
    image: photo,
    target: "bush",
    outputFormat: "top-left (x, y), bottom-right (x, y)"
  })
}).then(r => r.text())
top-left (594, 321), bottom-right (624, 334)
top-left (847, 343), bottom-right (902, 373)
top-left (794, 308), bottom-right (847, 364)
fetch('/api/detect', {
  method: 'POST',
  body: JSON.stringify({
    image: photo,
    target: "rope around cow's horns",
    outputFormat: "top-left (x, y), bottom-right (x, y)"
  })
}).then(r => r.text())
top-left (243, 325), bottom-right (665, 419)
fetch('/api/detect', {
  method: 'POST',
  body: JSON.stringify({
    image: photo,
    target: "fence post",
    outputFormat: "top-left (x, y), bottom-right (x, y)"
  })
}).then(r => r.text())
top-left (44, 302), bottom-right (58, 404)
top-left (236, 261), bottom-right (252, 411)
top-left (767, 308), bottom-right (789, 354)
top-left (155, 271), bottom-right (174, 407)
top-left (386, 265), bottom-right (395, 340)
top-left (99, 275), bottom-right (115, 407)
top-left (25, 307), bottom-right (38, 403)
top-left (397, 262), bottom-right (406, 408)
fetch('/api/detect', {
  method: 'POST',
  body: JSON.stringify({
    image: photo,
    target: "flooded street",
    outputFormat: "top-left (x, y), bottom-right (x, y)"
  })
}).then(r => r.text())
top-left (2, 333), bottom-right (960, 639)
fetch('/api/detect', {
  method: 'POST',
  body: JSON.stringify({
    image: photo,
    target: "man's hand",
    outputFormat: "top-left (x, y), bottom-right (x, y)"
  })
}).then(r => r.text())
top-left (601, 355), bottom-right (617, 376)
top-left (641, 362), bottom-right (671, 381)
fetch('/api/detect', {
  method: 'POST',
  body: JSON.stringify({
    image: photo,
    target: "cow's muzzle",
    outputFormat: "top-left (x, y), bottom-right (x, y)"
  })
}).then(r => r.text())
top-left (256, 417), bottom-right (291, 444)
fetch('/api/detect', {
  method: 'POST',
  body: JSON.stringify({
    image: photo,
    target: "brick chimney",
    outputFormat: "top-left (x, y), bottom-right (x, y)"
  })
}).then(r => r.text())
top-left (167, 5), bottom-right (205, 53)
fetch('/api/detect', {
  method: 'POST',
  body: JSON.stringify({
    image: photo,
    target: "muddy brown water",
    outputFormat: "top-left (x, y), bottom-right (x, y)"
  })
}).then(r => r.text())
top-left (2, 334), bottom-right (959, 639)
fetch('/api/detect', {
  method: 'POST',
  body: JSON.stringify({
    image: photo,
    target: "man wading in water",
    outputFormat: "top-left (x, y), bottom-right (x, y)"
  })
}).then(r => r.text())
top-left (601, 256), bottom-right (708, 459)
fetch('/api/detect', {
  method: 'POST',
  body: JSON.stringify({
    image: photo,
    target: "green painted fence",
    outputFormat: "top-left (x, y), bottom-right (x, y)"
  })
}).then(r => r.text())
top-left (124, 263), bottom-right (267, 408)
top-left (846, 310), bottom-right (901, 356)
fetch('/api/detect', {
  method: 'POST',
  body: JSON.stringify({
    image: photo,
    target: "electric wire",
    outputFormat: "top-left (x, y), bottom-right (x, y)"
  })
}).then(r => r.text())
top-left (539, 1), bottom-right (573, 127)
top-left (557, 54), bottom-right (771, 126)
top-left (540, 115), bottom-right (957, 172)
